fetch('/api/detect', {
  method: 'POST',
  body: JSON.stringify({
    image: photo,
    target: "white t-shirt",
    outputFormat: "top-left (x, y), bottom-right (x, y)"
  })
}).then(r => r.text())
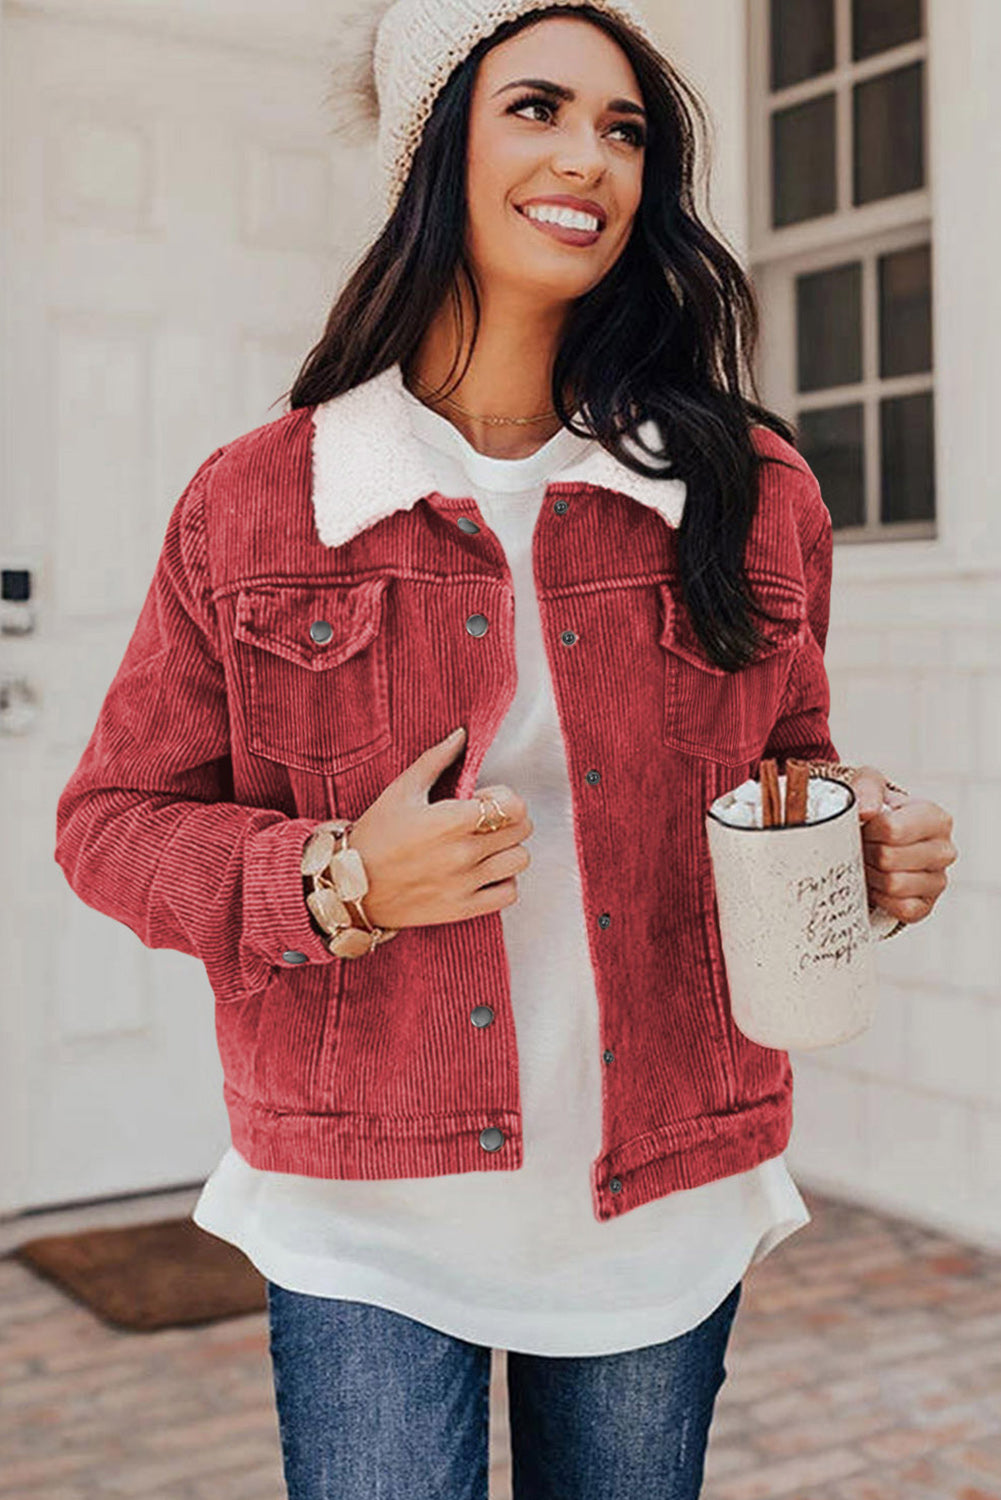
top-left (192, 390), bottom-right (811, 1356)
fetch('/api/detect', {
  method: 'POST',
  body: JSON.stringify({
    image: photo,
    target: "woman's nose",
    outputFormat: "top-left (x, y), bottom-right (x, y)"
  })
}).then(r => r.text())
top-left (550, 129), bottom-right (606, 182)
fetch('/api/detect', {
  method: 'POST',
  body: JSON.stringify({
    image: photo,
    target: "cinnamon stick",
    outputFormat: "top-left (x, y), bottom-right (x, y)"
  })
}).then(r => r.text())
top-left (785, 758), bottom-right (810, 825)
top-left (760, 757), bottom-right (781, 827)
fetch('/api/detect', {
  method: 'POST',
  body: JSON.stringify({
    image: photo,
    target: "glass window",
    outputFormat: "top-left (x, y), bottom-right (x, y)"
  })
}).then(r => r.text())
top-left (770, 0), bottom-right (836, 89)
top-left (797, 263), bottom-right (863, 392)
top-left (854, 62), bottom-right (925, 205)
top-left (798, 406), bottom-right (866, 529)
top-left (754, 0), bottom-right (935, 537)
top-left (880, 392), bottom-right (935, 521)
top-left (879, 244), bottom-right (932, 378)
top-left (772, 94), bottom-right (837, 228)
top-left (852, 0), bottom-right (922, 61)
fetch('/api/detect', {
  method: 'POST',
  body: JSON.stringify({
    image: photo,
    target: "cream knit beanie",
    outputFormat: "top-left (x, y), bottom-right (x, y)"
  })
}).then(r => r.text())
top-left (336, 0), bottom-right (657, 216)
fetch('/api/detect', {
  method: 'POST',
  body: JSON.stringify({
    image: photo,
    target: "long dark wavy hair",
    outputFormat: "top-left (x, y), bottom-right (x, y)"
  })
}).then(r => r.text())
top-left (287, 4), bottom-right (802, 670)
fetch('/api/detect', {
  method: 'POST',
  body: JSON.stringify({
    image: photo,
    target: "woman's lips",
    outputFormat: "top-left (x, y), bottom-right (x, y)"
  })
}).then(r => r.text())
top-left (515, 204), bottom-right (603, 247)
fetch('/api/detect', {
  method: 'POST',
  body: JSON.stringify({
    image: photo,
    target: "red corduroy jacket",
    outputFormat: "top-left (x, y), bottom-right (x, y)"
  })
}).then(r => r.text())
top-left (55, 363), bottom-right (854, 1223)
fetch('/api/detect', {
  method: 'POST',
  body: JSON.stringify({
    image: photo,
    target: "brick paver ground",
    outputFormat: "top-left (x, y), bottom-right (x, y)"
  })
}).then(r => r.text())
top-left (1, 1187), bottom-right (999, 1498)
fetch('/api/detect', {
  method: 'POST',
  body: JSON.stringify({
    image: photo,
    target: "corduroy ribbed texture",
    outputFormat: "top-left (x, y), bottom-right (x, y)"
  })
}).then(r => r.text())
top-left (55, 410), bottom-right (842, 1223)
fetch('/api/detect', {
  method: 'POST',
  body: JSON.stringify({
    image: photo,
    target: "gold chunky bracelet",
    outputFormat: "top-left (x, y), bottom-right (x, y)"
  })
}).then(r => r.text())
top-left (300, 819), bottom-right (400, 959)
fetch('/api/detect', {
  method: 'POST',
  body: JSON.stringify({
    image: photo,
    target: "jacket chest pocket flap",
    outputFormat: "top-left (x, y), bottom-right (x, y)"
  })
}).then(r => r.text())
top-left (234, 576), bottom-right (391, 774)
top-left (658, 574), bottom-right (805, 767)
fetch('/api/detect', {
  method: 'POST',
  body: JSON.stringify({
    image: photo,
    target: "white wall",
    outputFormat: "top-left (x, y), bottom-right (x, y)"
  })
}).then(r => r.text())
top-left (5, 0), bottom-right (343, 57)
top-left (646, 1), bottom-right (750, 263)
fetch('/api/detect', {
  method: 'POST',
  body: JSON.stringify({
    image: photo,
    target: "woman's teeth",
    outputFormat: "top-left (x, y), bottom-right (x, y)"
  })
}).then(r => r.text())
top-left (521, 204), bottom-right (601, 233)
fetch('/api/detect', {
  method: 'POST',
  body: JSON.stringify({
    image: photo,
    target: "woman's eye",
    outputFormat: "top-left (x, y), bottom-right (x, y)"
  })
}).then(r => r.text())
top-left (507, 95), bottom-right (645, 148)
top-left (610, 122), bottom-right (647, 148)
top-left (509, 95), bottom-right (555, 123)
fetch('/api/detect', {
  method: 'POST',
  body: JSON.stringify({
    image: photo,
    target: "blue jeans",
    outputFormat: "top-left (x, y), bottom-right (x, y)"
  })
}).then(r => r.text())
top-left (266, 1277), bottom-right (743, 1499)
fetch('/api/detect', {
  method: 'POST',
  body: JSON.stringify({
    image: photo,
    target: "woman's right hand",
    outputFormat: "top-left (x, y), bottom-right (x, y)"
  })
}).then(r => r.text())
top-left (346, 728), bottom-right (534, 931)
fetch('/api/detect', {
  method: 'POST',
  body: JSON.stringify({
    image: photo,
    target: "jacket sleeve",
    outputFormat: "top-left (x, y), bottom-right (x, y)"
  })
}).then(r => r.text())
top-left (759, 486), bottom-right (840, 771)
top-left (53, 447), bottom-right (338, 1001)
top-left (759, 474), bottom-right (906, 940)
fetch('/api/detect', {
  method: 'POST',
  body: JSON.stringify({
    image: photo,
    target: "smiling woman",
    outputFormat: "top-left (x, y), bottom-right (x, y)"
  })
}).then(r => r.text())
top-left (252, 5), bottom-right (819, 1493)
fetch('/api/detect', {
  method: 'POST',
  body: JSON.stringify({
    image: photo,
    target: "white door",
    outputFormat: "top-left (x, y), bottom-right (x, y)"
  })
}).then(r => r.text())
top-left (0, 0), bottom-right (375, 1215)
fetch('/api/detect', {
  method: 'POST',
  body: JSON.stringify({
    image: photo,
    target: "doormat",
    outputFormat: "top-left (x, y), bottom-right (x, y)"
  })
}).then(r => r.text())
top-left (15, 1216), bottom-right (267, 1331)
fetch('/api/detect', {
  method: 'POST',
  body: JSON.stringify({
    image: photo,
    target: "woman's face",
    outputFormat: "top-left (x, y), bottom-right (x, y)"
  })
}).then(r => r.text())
top-left (465, 15), bottom-right (647, 302)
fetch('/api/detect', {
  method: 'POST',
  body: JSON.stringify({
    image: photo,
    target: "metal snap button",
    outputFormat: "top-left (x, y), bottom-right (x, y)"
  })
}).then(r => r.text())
top-left (309, 620), bottom-right (333, 645)
top-left (585, 769), bottom-right (601, 785)
top-left (479, 1127), bottom-right (504, 1152)
top-left (465, 613), bottom-right (489, 637)
top-left (598, 913), bottom-right (611, 930)
top-left (560, 629), bottom-right (578, 646)
top-left (282, 950), bottom-right (308, 965)
top-left (457, 516), bottom-right (480, 534)
top-left (470, 1006), bottom-right (495, 1028)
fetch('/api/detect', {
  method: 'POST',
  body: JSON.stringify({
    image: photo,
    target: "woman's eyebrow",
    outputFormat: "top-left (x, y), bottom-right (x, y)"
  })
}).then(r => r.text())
top-left (492, 76), bottom-right (646, 117)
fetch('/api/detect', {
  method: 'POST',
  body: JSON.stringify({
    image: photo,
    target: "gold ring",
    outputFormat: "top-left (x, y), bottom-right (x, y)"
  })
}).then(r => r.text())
top-left (474, 794), bottom-right (511, 834)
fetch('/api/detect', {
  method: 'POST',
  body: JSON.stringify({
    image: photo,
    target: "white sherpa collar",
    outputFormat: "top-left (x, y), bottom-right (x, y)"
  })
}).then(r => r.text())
top-left (310, 362), bottom-right (687, 550)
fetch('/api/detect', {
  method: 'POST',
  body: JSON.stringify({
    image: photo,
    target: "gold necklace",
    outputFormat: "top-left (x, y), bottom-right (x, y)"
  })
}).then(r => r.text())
top-left (409, 372), bottom-right (558, 427)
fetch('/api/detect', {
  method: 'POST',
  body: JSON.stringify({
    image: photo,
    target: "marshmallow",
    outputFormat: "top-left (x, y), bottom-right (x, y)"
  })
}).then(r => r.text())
top-left (710, 775), bottom-right (852, 829)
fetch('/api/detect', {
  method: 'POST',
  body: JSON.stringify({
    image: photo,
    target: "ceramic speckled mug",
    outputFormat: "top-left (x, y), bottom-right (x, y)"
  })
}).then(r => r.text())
top-left (705, 775), bottom-right (880, 1051)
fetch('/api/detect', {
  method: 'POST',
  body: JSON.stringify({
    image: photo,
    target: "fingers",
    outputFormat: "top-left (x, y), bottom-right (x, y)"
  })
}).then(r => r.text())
top-left (852, 768), bottom-right (891, 816)
top-left (863, 835), bottom-right (958, 873)
top-left (468, 785), bottom-right (531, 833)
top-left (863, 798), bottom-right (952, 843)
top-left (470, 819), bottom-right (534, 867)
top-left (472, 841), bottom-right (532, 887)
top-left (870, 893), bottom-right (936, 924)
top-left (865, 865), bottom-right (949, 900)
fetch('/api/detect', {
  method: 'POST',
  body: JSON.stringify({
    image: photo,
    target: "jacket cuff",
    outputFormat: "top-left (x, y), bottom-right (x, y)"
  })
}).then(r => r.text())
top-left (244, 817), bottom-right (340, 967)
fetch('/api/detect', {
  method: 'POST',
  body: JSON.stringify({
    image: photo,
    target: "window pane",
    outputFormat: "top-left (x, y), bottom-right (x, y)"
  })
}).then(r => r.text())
top-left (798, 405), bottom-right (866, 529)
top-left (853, 0), bottom-right (922, 61)
top-left (772, 94), bottom-right (837, 228)
top-left (854, 62), bottom-right (925, 205)
top-left (771, 0), bottom-right (835, 90)
top-left (797, 263), bottom-right (863, 392)
top-left (879, 244), bottom-right (933, 378)
top-left (880, 391), bottom-right (935, 522)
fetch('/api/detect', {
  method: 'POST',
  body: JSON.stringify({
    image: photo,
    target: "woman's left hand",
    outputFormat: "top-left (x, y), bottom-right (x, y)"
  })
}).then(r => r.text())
top-left (851, 766), bottom-right (958, 927)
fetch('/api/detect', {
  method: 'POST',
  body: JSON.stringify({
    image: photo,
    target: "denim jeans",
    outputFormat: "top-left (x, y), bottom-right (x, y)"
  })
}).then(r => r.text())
top-left (266, 1277), bottom-right (743, 1500)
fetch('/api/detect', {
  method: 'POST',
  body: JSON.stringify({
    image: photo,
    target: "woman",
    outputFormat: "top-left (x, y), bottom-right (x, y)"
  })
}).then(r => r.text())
top-left (54, 0), bottom-right (957, 1495)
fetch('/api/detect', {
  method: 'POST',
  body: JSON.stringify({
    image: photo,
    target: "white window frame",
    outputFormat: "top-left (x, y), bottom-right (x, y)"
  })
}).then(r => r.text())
top-left (747, 0), bottom-right (938, 556)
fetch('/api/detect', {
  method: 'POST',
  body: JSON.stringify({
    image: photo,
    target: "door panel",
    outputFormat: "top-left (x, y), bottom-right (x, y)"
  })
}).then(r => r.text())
top-left (0, 0), bottom-right (375, 1212)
